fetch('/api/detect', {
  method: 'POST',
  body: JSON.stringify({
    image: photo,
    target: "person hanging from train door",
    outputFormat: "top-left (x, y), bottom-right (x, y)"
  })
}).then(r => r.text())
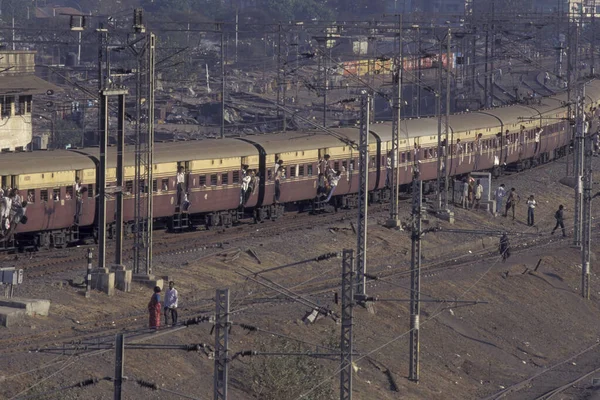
top-left (274, 157), bottom-right (284, 179)
top-left (74, 177), bottom-right (86, 225)
top-left (240, 164), bottom-right (250, 206)
top-left (176, 166), bottom-right (185, 206)
top-left (274, 166), bottom-right (285, 204)
top-left (325, 170), bottom-right (342, 203)
top-left (318, 154), bottom-right (330, 176)
top-left (0, 189), bottom-right (12, 233)
top-left (534, 127), bottom-right (542, 155)
top-left (385, 150), bottom-right (392, 188)
top-left (244, 169), bottom-right (258, 205)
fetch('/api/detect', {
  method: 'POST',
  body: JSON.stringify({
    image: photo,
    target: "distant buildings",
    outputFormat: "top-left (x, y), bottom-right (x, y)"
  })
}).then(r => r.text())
top-left (0, 51), bottom-right (59, 152)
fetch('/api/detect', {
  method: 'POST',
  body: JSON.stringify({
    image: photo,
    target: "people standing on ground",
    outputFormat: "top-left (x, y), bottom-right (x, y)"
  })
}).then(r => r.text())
top-left (526, 195), bottom-right (536, 226)
top-left (163, 281), bottom-right (179, 327)
top-left (551, 204), bottom-right (566, 237)
top-left (505, 188), bottom-right (521, 220)
top-left (472, 179), bottom-right (483, 210)
top-left (468, 176), bottom-right (475, 207)
top-left (148, 286), bottom-right (162, 330)
top-left (461, 178), bottom-right (469, 209)
top-left (494, 184), bottom-right (506, 216)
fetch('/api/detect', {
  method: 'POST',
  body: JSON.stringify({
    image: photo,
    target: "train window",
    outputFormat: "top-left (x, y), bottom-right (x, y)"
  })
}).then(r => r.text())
top-left (307, 165), bottom-right (313, 176)
top-left (210, 174), bottom-right (218, 186)
top-left (53, 188), bottom-right (60, 201)
top-left (199, 175), bottom-right (206, 186)
top-left (370, 156), bottom-right (376, 167)
top-left (290, 166), bottom-right (296, 178)
top-left (342, 161), bottom-right (347, 171)
top-left (232, 170), bottom-right (240, 184)
top-left (334, 161), bottom-right (340, 171)
top-left (66, 186), bottom-right (73, 200)
top-left (268, 169), bottom-right (272, 180)
top-left (40, 189), bottom-right (48, 202)
top-left (87, 184), bottom-right (94, 197)
top-left (222, 173), bottom-right (229, 185)
top-left (152, 180), bottom-right (158, 192)
top-left (401, 153), bottom-right (406, 163)
top-left (349, 160), bottom-right (355, 170)
top-left (125, 181), bottom-right (133, 195)
top-left (27, 189), bottom-right (35, 203)
top-left (161, 179), bottom-right (168, 191)
top-left (299, 165), bottom-right (305, 176)
top-left (407, 152), bottom-right (412, 162)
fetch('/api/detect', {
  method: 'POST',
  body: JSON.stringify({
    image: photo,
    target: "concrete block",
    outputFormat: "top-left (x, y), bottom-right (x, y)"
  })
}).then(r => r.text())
top-left (132, 274), bottom-right (163, 290)
top-left (91, 271), bottom-right (115, 296)
top-left (0, 306), bottom-right (26, 327)
top-left (115, 269), bottom-right (132, 292)
top-left (0, 298), bottom-right (51, 316)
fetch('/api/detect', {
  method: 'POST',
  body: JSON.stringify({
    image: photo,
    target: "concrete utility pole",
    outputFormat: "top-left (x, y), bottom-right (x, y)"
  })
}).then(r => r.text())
top-left (387, 17), bottom-right (402, 229)
top-left (97, 90), bottom-right (108, 271)
top-left (340, 249), bottom-right (355, 400)
top-left (408, 172), bottom-right (422, 382)
top-left (573, 84), bottom-right (585, 247)
top-left (214, 289), bottom-right (230, 400)
top-left (581, 135), bottom-right (593, 299)
top-left (355, 94), bottom-right (370, 299)
top-left (115, 93), bottom-right (126, 267)
top-left (592, 0), bottom-right (596, 76)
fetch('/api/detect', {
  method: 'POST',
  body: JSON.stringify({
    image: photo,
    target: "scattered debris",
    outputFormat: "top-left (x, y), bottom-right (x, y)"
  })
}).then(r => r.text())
top-left (246, 248), bottom-right (262, 264)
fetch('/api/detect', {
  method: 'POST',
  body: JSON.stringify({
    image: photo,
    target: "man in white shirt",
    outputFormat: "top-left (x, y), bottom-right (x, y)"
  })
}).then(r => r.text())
top-left (176, 166), bottom-right (185, 206)
top-left (494, 184), bottom-right (506, 216)
top-left (527, 195), bottom-right (537, 226)
top-left (534, 127), bottom-right (542, 154)
top-left (163, 281), bottom-right (179, 327)
top-left (472, 179), bottom-right (483, 210)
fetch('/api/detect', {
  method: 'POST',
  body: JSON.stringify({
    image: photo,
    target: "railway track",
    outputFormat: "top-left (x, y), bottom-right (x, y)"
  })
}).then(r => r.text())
top-left (1, 211), bottom-right (590, 356)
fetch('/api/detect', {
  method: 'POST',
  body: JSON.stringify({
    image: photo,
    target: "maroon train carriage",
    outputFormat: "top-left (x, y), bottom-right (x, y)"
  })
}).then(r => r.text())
top-left (76, 139), bottom-right (261, 232)
top-left (0, 150), bottom-right (97, 250)
top-left (239, 128), bottom-right (382, 216)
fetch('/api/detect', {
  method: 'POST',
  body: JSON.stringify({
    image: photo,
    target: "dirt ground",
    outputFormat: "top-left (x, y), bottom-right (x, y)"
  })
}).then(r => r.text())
top-left (2, 154), bottom-right (600, 400)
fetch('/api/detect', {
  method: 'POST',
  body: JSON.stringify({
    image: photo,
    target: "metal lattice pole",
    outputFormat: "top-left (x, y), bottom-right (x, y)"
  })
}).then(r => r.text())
top-left (443, 27), bottom-right (451, 210)
top-left (582, 135), bottom-right (593, 299)
top-left (340, 249), bottom-right (354, 400)
top-left (114, 333), bottom-right (125, 400)
top-left (98, 90), bottom-right (109, 270)
top-left (408, 172), bottom-right (422, 382)
top-left (435, 31), bottom-right (443, 211)
top-left (355, 94), bottom-right (370, 299)
top-left (387, 17), bottom-right (402, 229)
top-left (133, 31), bottom-right (155, 276)
top-left (574, 84), bottom-right (585, 247)
top-left (214, 289), bottom-right (230, 400)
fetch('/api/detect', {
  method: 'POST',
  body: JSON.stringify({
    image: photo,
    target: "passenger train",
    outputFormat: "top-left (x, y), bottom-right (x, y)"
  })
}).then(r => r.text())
top-left (1, 79), bottom-right (599, 251)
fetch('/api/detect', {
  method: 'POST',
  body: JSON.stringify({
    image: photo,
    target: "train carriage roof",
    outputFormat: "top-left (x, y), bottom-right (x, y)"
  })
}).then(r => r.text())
top-left (370, 118), bottom-right (438, 141)
top-left (240, 128), bottom-right (377, 153)
top-left (75, 138), bottom-right (258, 168)
top-left (0, 150), bottom-right (96, 175)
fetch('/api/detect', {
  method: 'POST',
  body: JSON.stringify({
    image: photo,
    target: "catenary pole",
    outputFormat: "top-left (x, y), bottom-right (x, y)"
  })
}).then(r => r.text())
top-left (340, 249), bottom-right (354, 400)
top-left (408, 171), bottom-right (422, 382)
top-left (355, 94), bottom-right (370, 299)
top-left (214, 289), bottom-right (230, 400)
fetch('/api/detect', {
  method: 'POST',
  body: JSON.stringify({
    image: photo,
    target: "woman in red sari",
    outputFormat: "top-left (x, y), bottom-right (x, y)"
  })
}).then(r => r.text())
top-left (148, 286), bottom-right (162, 329)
